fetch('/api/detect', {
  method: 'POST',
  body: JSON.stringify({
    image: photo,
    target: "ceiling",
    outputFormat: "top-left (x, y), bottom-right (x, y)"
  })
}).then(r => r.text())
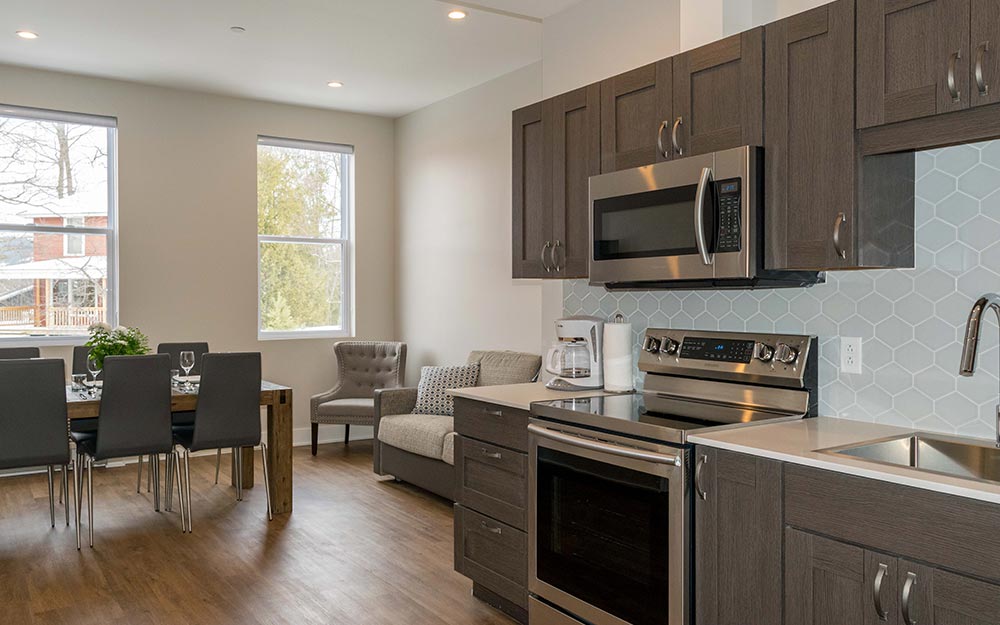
top-left (0, 0), bottom-right (580, 117)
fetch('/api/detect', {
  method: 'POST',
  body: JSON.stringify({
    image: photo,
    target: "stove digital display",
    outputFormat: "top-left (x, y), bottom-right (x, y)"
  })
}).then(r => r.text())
top-left (680, 337), bottom-right (755, 363)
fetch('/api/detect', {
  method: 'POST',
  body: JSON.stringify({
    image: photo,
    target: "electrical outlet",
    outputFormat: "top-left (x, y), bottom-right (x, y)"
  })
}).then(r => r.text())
top-left (841, 337), bottom-right (862, 374)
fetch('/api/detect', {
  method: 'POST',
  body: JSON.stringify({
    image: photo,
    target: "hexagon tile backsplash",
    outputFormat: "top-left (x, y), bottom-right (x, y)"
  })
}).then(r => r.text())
top-left (564, 142), bottom-right (1000, 439)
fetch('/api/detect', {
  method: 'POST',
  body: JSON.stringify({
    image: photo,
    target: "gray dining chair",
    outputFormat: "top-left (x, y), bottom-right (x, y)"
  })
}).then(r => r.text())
top-left (71, 354), bottom-right (180, 548)
top-left (167, 352), bottom-right (268, 532)
top-left (0, 358), bottom-right (72, 539)
top-left (0, 347), bottom-right (40, 359)
top-left (72, 345), bottom-right (90, 375)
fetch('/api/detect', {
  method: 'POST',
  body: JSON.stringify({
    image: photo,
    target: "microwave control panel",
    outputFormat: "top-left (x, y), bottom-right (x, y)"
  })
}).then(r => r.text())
top-left (716, 178), bottom-right (741, 253)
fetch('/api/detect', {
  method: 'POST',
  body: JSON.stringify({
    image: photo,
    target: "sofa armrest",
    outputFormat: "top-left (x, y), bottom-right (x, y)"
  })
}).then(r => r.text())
top-left (373, 386), bottom-right (418, 474)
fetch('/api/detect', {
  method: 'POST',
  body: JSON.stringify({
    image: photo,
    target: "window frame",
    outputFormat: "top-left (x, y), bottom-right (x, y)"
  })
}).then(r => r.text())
top-left (64, 217), bottom-right (86, 257)
top-left (256, 135), bottom-right (354, 341)
top-left (0, 104), bottom-right (118, 346)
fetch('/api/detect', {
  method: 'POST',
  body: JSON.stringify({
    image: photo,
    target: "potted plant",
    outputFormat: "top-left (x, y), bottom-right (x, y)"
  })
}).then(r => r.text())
top-left (85, 322), bottom-right (151, 369)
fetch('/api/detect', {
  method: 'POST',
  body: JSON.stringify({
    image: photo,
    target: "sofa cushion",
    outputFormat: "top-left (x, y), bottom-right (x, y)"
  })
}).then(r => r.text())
top-left (442, 432), bottom-right (456, 466)
top-left (414, 364), bottom-right (479, 416)
top-left (377, 414), bottom-right (454, 461)
top-left (317, 397), bottom-right (374, 417)
top-left (468, 350), bottom-right (541, 386)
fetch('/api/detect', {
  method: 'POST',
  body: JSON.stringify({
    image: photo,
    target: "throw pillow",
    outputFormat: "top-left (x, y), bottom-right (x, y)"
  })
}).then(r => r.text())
top-left (413, 363), bottom-right (480, 416)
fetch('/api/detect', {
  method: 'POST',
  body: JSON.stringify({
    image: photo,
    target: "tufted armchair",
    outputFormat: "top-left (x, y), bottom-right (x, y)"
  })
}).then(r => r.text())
top-left (310, 341), bottom-right (406, 454)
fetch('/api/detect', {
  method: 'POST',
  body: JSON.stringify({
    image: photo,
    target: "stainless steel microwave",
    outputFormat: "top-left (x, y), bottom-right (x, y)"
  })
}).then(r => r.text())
top-left (588, 146), bottom-right (821, 290)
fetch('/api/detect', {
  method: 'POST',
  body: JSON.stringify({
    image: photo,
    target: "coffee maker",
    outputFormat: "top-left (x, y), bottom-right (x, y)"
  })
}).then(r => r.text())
top-left (545, 316), bottom-right (604, 390)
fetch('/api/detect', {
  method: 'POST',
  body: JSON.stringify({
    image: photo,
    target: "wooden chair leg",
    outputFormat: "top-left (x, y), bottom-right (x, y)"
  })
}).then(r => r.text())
top-left (311, 422), bottom-right (318, 456)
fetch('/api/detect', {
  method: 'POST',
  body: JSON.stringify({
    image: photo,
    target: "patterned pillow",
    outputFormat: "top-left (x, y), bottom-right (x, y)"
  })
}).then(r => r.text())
top-left (413, 364), bottom-right (480, 416)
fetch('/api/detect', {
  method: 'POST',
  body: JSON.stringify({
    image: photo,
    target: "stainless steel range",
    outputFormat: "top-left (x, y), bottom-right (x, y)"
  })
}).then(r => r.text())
top-left (526, 328), bottom-right (818, 625)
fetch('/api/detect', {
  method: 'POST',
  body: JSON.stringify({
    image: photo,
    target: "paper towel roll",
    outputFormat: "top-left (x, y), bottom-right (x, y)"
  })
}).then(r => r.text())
top-left (603, 321), bottom-right (634, 392)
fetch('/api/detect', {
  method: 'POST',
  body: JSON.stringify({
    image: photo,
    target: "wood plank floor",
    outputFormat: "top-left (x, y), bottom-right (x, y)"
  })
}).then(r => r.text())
top-left (0, 441), bottom-right (516, 625)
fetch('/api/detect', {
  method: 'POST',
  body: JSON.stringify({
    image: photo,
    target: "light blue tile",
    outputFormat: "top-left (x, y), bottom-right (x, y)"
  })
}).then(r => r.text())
top-left (896, 340), bottom-right (934, 373)
top-left (957, 214), bottom-right (1000, 250)
top-left (875, 362), bottom-right (912, 395)
top-left (917, 219), bottom-right (957, 250)
top-left (934, 392), bottom-right (978, 424)
top-left (957, 163), bottom-right (1000, 199)
top-left (706, 293), bottom-right (730, 318)
top-left (914, 267), bottom-right (956, 301)
top-left (980, 141), bottom-right (1000, 170)
top-left (788, 291), bottom-right (822, 321)
top-left (957, 265), bottom-right (1000, 297)
top-left (865, 338), bottom-right (893, 371)
top-left (893, 388), bottom-right (934, 419)
top-left (914, 317), bottom-right (955, 350)
top-left (759, 295), bottom-right (789, 321)
top-left (913, 366), bottom-right (956, 398)
top-left (916, 169), bottom-right (956, 203)
top-left (858, 293), bottom-right (893, 323)
top-left (893, 292), bottom-right (934, 326)
top-left (935, 191), bottom-right (979, 226)
top-left (915, 151), bottom-right (935, 180)
top-left (840, 315), bottom-right (875, 340)
top-left (934, 242), bottom-right (978, 274)
top-left (873, 270), bottom-right (915, 300)
top-left (934, 144), bottom-right (980, 177)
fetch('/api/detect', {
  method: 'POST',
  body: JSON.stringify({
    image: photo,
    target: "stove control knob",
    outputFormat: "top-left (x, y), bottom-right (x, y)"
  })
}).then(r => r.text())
top-left (643, 335), bottom-right (661, 353)
top-left (660, 337), bottom-right (680, 355)
top-left (754, 342), bottom-right (775, 363)
top-left (775, 343), bottom-right (799, 365)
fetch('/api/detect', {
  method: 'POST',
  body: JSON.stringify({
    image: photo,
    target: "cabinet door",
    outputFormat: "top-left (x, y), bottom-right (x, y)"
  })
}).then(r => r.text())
top-left (898, 561), bottom-right (1000, 625)
top-left (765, 0), bottom-right (857, 270)
top-left (512, 102), bottom-right (553, 278)
top-left (971, 0), bottom-right (1000, 107)
top-left (599, 60), bottom-right (672, 172)
top-left (672, 28), bottom-right (763, 158)
top-left (694, 449), bottom-right (782, 625)
top-left (785, 529), bottom-right (867, 625)
top-left (551, 84), bottom-right (600, 279)
top-left (857, 0), bottom-right (970, 128)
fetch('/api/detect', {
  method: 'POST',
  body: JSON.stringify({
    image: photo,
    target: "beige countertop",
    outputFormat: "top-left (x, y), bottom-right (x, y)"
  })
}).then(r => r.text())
top-left (689, 417), bottom-right (1000, 505)
top-left (448, 382), bottom-right (614, 412)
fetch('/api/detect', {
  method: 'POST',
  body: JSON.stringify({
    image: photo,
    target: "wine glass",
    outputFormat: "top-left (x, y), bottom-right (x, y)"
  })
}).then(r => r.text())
top-left (86, 355), bottom-right (102, 397)
top-left (180, 351), bottom-right (195, 391)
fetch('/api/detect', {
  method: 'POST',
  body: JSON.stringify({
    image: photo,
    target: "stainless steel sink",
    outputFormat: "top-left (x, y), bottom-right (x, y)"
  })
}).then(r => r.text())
top-left (820, 433), bottom-right (1000, 485)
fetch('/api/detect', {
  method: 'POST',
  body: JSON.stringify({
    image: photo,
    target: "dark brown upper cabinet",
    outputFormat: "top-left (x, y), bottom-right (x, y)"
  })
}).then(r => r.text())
top-left (971, 0), bottom-right (1000, 107)
top-left (512, 85), bottom-right (599, 279)
top-left (857, 0), bottom-right (971, 128)
top-left (694, 449), bottom-right (782, 625)
top-left (599, 61), bottom-right (672, 172)
top-left (672, 28), bottom-right (763, 158)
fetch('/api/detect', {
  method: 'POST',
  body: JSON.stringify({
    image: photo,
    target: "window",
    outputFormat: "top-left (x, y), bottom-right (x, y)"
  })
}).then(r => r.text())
top-left (0, 105), bottom-right (117, 342)
top-left (257, 136), bottom-right (352, 339)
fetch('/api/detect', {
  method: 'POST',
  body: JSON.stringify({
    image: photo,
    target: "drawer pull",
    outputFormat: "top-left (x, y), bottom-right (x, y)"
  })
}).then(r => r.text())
top-left (483, 408), bottom-right (503, 417)
top-left (976, 41), bottom-right (990, 96)
top-left (902, 571), bottom-right (917, 625)
top-left (873, 562), bottom-right (889, 621)
top-left (480, 448), bottom-right (502, 460)
top-left (480, 521), bottom-right (502, 535)
top-left (948, 49), bottom-right (962, 102)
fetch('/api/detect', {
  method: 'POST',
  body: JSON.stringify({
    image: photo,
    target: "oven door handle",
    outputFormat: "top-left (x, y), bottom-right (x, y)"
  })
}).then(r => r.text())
top-left (694, 166), bottom-right (714, 266)
top-left (528, 423), bottom-right (682, 467)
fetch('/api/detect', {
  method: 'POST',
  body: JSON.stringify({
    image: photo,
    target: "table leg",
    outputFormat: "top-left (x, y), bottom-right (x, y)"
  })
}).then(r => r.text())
top-left (268, 388), bottom-right (293, 514)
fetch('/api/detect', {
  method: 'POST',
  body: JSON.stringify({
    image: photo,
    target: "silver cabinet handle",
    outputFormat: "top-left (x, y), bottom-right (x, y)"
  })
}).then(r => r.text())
top-left (528, 423), bottom-right (682, 467)
top-left (540, 241), bottom-right (552, 272)
top-left (694, 454), bottom-right (708, 500)
top-left (480, 448), bottom-right (502, 460)
top-left (873, 562), bottom-right (889, 621)
top-left (671, 116), bottom-right (684, 156)
top-left (657, 120), bottom-right (670, 157)
top-left (976, 41), bottom-right (990, 96)
top-left (948, 49), bottom-right (962, 102)
top-left (480, 521), bottom-right (502, 535)
top-left (902, 571), bottom-right (917, 625)
top-left (833, 212), bottom-right (848, 260)
top-left (694, 167), bottom-right (714, 266)
top-left (483, 408), bottom-right (503, 417)
top-left (551, 239), bottom-right (562, 272)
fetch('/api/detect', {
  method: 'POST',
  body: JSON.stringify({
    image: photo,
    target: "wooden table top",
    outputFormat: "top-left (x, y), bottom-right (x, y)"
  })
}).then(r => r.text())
top-left (66, 380), bottom-right (291, 419)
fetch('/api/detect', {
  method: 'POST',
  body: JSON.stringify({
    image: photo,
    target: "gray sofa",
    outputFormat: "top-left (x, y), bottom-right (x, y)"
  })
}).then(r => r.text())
top-left (373, 350), bottom-right (541, 500)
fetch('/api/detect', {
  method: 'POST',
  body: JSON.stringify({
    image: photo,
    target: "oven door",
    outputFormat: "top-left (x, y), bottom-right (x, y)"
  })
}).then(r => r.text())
top-left (528, 421), bottom-right (689, 625)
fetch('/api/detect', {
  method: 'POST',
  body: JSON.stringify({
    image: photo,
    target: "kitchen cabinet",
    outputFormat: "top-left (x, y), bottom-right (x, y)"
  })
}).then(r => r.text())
top-left (671, 28), bottom-right (763, 158)
top-left (599, 61), bottom-right (673, 172)
top-left (694, 449), bottom-right (782, 625)
top-left (784, 529), bottom-right (869, 625)
top-left (971, 0), bottom-right (1000, 107)
top-left (511, 84), bottom-right (599, 280)
top-left (857, 0), bottom-right (971, 128)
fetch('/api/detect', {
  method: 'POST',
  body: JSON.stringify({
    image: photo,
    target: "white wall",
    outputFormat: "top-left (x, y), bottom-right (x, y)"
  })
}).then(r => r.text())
top-left (394, 63), bottom-right (544, 382)
top-left (0, 63), bottom-right (396, 445)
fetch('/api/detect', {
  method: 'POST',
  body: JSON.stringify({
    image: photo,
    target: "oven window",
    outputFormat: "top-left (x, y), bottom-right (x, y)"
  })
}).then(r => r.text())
top-left (536, 447), bottom-right (671, 625)
top-left (593, 185), bottom-right (699, 260)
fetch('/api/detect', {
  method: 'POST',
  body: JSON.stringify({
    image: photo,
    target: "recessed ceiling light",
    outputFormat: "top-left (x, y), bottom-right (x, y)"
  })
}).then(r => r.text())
top-left (448, 10), bottom-right (467, 20)
top-left (327, 81), bottom-right (344, 88)
top-left (229, 26), bottom-right (246, 33)
top-left (15, 30), bottom-right (38, 40)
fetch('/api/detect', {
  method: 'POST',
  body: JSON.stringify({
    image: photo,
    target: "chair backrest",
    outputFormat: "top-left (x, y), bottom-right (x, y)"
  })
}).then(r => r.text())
top-left (0, 347), bottom-right (40, 359)
top-left (72, 345), bottom-right (91, 375)
top-left (467, 350), bottom-right (542, 386)
top-left (0, 359), bottom-right (69, 470)
top-left (334, 341), bottom-right (406, 398)
top-left (191, 352), bottom-right (262, 451)
top-left (95, 354), bottom-right (173, 460)
top-left (157, 342), bottom-right (210, 375)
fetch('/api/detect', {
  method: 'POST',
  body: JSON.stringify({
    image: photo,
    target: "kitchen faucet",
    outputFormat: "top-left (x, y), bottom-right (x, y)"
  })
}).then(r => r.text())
top-left (959, 293), bottom-right (1000, 447)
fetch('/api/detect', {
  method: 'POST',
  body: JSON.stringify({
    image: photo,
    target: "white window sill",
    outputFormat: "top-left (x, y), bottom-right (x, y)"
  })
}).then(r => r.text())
top-left (257, 328), bottom-right (353, 341)
top-left (0, 335), bottom-right (89, 347)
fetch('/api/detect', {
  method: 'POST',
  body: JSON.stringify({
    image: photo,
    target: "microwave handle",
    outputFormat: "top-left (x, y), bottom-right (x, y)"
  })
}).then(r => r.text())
top-left (694, 166), bottom-right (714, 266)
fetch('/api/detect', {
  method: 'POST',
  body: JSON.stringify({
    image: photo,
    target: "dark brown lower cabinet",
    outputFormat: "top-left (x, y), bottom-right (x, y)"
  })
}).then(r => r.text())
top-left (785, 529), bottom-right (868, 625)
top-left (694, 448), bottom-right (782, 625)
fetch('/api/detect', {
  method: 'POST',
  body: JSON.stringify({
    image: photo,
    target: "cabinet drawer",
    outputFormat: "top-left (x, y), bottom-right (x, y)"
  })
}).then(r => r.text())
top-left (454, 505), bottom-right (528, 609)
top-left (456, 436), bottom-right (527, 530)
top-left (454, 398), bottom-right (529, 452)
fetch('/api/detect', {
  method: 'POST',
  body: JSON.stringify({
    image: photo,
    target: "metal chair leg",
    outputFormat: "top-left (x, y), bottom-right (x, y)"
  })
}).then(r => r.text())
top-left (214, 448), bottom-right (221, 485)
top-left (136, 455), bottom-right (143, 493)
top-left (86, 455), bottom-right (94, 548)
top-left (58, 465), bottom-right (63, 504)
top-left (47, 466), bottom-right (55, 528)
top-left (146, 454), bottom-right (152, 492)
top-left (235, 447), bottom-right (243, 502)
top-left (62, 465), bottom-right (69, 526)
top-left (165, 452), bottom-right (173, 512)
top-left (152, 454), bottom-right (160, 512)
top-left (74, 451), bottom-right (82, 550)
top-left (260, 443), bottom-right (272, 521)
top-left (183, 449), bottom-right (192, 533)
top-left (171, 450), bottom-right (186, 533)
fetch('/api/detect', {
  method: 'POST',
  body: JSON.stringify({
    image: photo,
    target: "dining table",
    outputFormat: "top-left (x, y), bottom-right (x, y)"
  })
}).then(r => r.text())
top-left (65, 380), bottom-right (294, 515)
